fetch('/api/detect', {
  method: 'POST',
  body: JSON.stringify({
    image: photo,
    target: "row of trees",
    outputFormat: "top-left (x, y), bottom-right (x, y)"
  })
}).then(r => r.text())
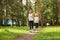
top-left (0, 0), bottom-right (28, 26)
top-left (0, 0), bottom-right (59, 26)
top-left (35, 0), bottom-right (58, 25)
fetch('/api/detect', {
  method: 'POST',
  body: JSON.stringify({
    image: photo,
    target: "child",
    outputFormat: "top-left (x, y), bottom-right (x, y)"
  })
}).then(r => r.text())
top-left (34, 13), bottom-right (39, 32)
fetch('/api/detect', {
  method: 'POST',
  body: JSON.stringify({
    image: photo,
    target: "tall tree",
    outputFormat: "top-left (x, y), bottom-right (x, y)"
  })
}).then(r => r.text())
top-left (36, 0), bottom-right (44, 26)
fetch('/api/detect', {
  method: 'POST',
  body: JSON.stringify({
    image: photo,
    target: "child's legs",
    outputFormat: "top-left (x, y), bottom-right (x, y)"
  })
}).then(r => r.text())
top-left (35, 23), bottom-right (39, 29)
top-left (31, 21), bottom-right (33, 29)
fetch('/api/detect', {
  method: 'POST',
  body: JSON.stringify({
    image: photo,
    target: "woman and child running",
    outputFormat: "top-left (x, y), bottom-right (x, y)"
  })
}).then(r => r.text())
top-left (28, 9), bottom-right (39, 33)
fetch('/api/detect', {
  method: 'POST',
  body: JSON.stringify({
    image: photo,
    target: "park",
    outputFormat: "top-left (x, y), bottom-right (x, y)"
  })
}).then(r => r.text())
top-left (0, 0), bottom-right (60, 40)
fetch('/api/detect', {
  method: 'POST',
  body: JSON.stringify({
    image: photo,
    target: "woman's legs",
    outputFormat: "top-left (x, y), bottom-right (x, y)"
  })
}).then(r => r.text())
top-left (29, 21), bottom-right (31, 30)
top-left (29, 21), bottom-right (34, 30)
top-left (31, 21), bottom-right (33, 29)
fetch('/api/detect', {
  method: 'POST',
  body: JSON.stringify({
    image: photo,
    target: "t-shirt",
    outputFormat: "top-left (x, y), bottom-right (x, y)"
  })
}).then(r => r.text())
top-left (28, 13), bottom-right (34, 21)
top-left (34, 17), bottom-right (39, 23)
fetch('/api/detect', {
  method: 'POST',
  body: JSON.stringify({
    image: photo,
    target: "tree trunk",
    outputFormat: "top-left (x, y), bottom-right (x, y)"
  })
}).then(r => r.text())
top-left (0, 10), bottom-right (3, 26)
top-left (57, 0), bottom-right (60, 25)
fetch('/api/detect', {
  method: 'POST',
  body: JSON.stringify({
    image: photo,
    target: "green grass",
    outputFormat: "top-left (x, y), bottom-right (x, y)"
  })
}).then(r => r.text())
top-left (0, 26), bottom-right (60, 40)
top-left (32, 26), bottom-right (60, 40)
top-left (0, 26), bottom-right (29, 40)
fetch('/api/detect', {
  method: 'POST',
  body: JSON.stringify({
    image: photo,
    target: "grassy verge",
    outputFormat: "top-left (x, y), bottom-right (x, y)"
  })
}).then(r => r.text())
top-left (32, 26), bottom-right (60, 40)
top-left (0, 26), bottom-right (29, 40)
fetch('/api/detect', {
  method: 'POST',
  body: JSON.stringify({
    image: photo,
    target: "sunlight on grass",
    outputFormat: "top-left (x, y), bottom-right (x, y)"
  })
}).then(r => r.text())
top-left (0, 29), bottom-right (5, 32)
top-left (7, 29), bottom-right (29, 34)
top-left (0, 27), bottom-right (29, 34)
top-left (41, 27), bottom-right (56, 32)
top-left (41, 27), bottom-right (60, 33)
top-left (0, 26), bottom-right (29, 40)
top-left (33, 26), bottom-right (60, 40)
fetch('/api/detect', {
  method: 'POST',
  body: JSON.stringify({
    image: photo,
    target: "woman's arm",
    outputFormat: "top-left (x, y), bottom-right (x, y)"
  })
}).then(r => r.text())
top-left (32, 13), bottom-right (34, 18)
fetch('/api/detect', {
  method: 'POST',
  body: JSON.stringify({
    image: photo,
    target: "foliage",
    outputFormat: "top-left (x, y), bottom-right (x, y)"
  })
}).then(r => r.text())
top-left (0, 0), bottom-right (58, 26)
top-left (38, 0), bottom-right (58, 25)
top-left (0, 0), bottom-right (28, 26)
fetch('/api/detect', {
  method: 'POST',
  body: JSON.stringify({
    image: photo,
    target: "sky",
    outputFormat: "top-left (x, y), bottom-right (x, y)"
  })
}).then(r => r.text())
top-left (22, 0), bottom-right (26, 5)
top-left (22, 0), bottom-right (35, 5)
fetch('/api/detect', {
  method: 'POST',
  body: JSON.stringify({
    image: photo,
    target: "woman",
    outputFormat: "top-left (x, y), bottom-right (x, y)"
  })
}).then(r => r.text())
top-left (28, 9), bottom-right (34, 32)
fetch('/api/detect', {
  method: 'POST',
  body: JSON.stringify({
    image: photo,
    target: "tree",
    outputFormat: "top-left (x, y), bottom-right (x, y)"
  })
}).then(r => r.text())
top-left (35, 0), bottom-right (44, 26)
top-left (0, 0), bottom-right (24, 26)
top-left (40, 0), bottom-right (58, 25)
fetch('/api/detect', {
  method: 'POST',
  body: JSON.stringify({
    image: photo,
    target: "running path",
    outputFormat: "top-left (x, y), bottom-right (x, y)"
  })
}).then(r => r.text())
top-left (14, 32), bottom-right (36, 40)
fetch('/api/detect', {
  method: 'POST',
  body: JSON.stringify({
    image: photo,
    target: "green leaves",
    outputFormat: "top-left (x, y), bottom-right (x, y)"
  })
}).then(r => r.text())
top-left (40, 0), bottom-right (58, 20)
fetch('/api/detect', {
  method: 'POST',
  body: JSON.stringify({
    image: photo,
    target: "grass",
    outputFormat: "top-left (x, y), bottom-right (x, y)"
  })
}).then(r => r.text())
top-left (0, 26), bottom-right (60, 40)
top-left (0, 26), bottom-right (29, 40)
top-left (32, 26), bottom-right (60, 40)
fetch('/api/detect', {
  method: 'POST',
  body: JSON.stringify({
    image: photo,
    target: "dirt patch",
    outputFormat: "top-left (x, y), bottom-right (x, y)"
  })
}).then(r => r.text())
top-left (14, 33), bottom-right (36, 40)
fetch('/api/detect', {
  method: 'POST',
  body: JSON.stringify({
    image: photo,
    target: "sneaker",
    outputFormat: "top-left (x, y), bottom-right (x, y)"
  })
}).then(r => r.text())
top-left (35, 29), bottom-right (39, 33)
top-left (30, 29), bottom-right (34, 33)
top-left (29, 30), bottom-right (32, 32)
top-left (35, 30), bottom-right (38, 33)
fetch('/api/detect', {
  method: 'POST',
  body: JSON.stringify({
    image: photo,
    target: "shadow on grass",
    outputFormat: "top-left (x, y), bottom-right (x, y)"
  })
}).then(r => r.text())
top-left (0, 31), bottom-right (18, 40)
